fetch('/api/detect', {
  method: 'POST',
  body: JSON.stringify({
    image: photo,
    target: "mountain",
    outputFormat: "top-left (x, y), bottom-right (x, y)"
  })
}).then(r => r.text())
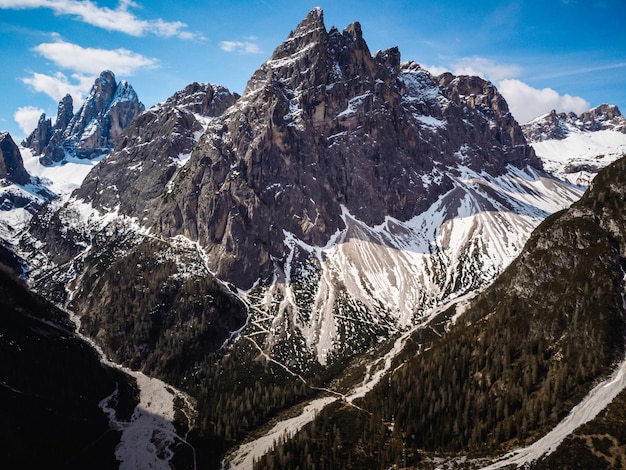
top-left (21, 80), bottom-right (249, 376)
top-left (29, 8), bottom-right (581, 373)
top-left (523, 104), bottom-right (626, 186)
top-left (0, 132), bottom-right (56, 252)
top-left (256, 154), bottom-right (626, 469)
top-left (23, 71), bottom-right (144, 164)
top-left (7, 8), bottom-right (623, 469)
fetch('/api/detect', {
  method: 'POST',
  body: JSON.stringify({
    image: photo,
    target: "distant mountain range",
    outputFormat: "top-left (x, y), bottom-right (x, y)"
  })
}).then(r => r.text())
top-left (1, 7), bottom-right (625, 469)
top-left (523, 104), bottom-right (626, 186)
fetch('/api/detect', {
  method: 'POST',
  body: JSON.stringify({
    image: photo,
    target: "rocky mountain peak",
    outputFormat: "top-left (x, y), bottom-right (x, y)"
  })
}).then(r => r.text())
top-left (123, 9), bottom-right (541, 287)
top-left (24, 70), bottom-right (144, 164)
top-left (579, 104), bottom-right (625, 132)
top-left (88, 70), bottom-right (116, 113)
top-left (22, 113), bottom-right (52, 156)
top-left (523, 104), bottom-right (626, 143)
top-left (0, 132), bottom-right (30, 186)
top-left (163, 82), bottom-right (239, 116)
top-left (73, 81), bottom-right (238, 221)
top-left (54, 94), bottom-right (74, 131)
top-left (37, 9), bottom-right (545, 293)
top-left (292, 6), bottom-right (325, 38)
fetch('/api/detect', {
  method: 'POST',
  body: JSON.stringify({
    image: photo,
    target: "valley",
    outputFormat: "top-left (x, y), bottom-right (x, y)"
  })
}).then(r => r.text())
top-left (1, 7), bottom-right (625, 469)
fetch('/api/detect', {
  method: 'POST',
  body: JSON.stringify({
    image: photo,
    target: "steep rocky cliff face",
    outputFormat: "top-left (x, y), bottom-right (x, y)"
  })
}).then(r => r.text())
top-left (0, 132), bottom-right (30, 185)
top-left (74, 82), bottom-right (238, 220)
top-left (76, 9), bottom-right (541, 288)
top-left (23, 71), bottom-right (144, 164)
top-left (25, 9), bottom-right (580, 371)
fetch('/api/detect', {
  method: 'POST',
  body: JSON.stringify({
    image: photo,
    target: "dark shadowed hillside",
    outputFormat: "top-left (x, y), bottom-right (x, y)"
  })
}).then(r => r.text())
top-left (0, 262), bottom-right (138, 469)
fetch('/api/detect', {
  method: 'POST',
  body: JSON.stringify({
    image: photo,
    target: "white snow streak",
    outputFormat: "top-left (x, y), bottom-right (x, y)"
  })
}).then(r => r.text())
top-left (225, 397), bottom-right (336, 469)
top-left (483, 356), bottom-right (626, 469)
top-left (71, 311), bottom-right (196, 470)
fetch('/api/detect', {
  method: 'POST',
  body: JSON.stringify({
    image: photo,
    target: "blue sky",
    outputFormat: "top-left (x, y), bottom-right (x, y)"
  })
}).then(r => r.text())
top-left (1, 0), bottom-right (625, 140)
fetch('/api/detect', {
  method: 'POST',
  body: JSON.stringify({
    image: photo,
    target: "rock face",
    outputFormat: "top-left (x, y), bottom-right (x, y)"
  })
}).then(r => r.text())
top-left (25, 9), bottom-right (581, 373)
top-left (75, 8), bottom-right (540, 288)
top-left (24, 71), bottom-right (144, 164)
top-left (0, 132), bottom-right (30, 185)
top-left (74, 82), bottom-right (239, 220)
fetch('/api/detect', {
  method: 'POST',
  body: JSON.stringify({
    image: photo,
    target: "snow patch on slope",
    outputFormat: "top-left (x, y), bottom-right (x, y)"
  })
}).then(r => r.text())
top-left (247, 164), bottom-right (581, 365)
top-left (532, 129), bottom-right (626, 186)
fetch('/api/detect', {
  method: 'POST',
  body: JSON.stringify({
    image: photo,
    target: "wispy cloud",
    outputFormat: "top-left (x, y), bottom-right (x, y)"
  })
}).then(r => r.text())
top-left (33, 36), bottom-right (159, 75)
top-left (450, 56), bottom-right (522, 84)
top-left (426, 56), bottom-right (591, 123)
top-left (21, 36), bottom-right (158, 109)
top-left (530, 62), bottom-right (626, 81)
top-left (14, 106), bottom-right (45, 135)
top-left (0, 0), bottom-right (197, 39)
top-left (220, 40), bottom-right (262, 54)
top-left (498, 79), bottom-right (589, 123)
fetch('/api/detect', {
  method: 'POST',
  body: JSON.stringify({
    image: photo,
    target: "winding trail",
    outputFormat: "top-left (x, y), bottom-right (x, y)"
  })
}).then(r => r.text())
top-left (224, 292), bottom-right (475, 468)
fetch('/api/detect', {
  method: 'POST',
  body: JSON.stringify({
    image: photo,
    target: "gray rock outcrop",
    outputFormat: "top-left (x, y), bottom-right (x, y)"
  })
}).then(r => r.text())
top-left (0, 132), bottom-right (30, 185)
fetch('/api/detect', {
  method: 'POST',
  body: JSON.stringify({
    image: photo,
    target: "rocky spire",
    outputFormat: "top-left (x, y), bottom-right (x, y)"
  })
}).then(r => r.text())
top-left (22, 113), bottom-right (52, 156)
top-left (0, 132), bottom-right (30, 185)
top-left (23, 71), bottom-right (144, 164)
top-left (54, 94), bottom-right (74, 132)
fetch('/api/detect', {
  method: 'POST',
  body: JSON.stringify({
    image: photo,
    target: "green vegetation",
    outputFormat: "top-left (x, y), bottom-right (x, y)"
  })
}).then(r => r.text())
top-left (74, 238), bottom-right (247, 377)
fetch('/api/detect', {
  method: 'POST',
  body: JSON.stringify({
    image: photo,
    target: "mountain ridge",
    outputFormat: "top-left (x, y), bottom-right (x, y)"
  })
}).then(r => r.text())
top-left (22, 8), bottom-right (581, 370)
top-left (523, 104), bottom-right (626, 186)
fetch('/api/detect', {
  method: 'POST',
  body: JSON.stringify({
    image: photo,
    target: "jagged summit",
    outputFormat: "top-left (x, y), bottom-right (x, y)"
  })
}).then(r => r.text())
top-left (523, 103), bottom-right (626, 185)
top-left (74, 81), bottom-right (239, 220)
top-left (524, 104), bottom-right (626, 142)
top-left (25, 8), bottom-right (579, 373)
top-left (56, 9), bottom-right (545, 297)
top-left (23, 70), bottom-right (144, 164)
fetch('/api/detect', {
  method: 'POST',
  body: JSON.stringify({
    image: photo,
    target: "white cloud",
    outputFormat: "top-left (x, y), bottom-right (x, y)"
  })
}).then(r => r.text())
top-left (451, 56), bottom-right (522, 84)
top-left (427, 55), bottom-right (591, 123)
top-left (220, 41), bottom-right (262, 54)
top-left (14, 106), bottom-right (45, 135)
top-left (21, 71), bottom-right (94, 104)
top-left (33, 37), bottom-right (159, 75)
top-left (498, 79), bottom-right (590, 123)
top-left (0, 0), bottom-right (195, 38)
top-left (424, 65), bottom-right (450, 76)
